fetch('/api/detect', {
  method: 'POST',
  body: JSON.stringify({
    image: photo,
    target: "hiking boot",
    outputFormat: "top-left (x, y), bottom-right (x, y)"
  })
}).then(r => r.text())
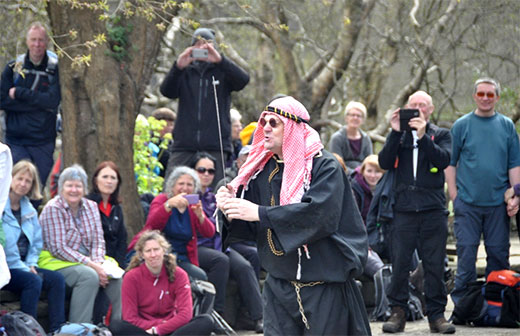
top-left (429, 317), bottom-right (456, 334)
top-left (382, 306), bottom-right (406, 333)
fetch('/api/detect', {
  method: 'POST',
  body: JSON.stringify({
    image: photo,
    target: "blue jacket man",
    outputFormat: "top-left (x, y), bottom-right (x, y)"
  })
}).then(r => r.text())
top-left (0, 22), bottom-right (61, 187)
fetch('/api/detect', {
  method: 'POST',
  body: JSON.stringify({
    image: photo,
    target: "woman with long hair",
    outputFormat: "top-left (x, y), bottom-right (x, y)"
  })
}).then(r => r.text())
top-left (87, 160), bottom-right (128, 268)
top-left (109, 230), bottom-right (214, 335)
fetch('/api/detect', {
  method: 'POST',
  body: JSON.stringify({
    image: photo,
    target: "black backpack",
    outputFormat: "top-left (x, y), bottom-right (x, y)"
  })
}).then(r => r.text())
top-left (370, 265), bottom-right (425, 322)
top-left (0, 310), bottom-right (46, 336)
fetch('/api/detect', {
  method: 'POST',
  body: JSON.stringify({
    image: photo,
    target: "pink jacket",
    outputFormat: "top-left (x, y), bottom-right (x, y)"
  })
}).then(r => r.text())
top-left (128, 193), bottom-right (215, 266)
top-left (122, 263), bottom-right (193, 335)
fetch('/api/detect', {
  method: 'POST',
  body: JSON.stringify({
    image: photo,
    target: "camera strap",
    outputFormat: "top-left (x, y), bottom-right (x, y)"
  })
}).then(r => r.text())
top-left (412, 130), bottom-right (418, 181)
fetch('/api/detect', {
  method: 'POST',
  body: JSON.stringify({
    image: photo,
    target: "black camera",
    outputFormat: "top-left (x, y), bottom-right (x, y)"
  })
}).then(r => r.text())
top-left (399, 109), bottom-right (420, 132)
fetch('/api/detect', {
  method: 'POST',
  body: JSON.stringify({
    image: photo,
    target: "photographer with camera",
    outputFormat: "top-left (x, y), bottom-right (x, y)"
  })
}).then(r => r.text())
top-left (378, 91), bottom-right (455, 334)
top-left (160, 28), bottom-right (250, 188)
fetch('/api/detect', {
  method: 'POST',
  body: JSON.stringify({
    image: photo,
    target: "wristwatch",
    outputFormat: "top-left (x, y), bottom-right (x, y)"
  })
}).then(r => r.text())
top-left (165, 202), bottom-right (172, 211)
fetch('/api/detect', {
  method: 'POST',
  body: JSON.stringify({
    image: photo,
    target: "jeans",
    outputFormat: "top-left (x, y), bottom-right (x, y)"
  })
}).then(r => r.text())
top-left (229, 242), bottom-right (261, 279)
top-left (198, 246), bottom-right (230, 313)
top-left (450, 198), bottom-right (510, 305)
top-left (227, 248), bottom-right (263, 320)
top-left (388, 210), bottom-right (448, 321)
top-left (177, 259), bottom-right (208, 281)
top-left (8, 141), bottom-right (55, 187)
top-left (4, 267), bottom-right (66, 332)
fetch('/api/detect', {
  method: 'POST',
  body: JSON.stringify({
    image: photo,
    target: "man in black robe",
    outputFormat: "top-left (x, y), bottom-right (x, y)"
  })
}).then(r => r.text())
top-left (216, 96), bottom-right (371, 335)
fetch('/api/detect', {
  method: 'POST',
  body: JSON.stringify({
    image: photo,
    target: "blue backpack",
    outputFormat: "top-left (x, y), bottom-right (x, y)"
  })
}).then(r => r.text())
top-left (54, 322), bottom-right (112, 335)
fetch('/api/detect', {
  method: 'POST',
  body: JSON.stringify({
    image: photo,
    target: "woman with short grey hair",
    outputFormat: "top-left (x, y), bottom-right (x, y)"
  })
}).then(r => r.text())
top-left (128, 166), bottom-right (215, 282)
top-left (39, 164), bottom-right (122, 324)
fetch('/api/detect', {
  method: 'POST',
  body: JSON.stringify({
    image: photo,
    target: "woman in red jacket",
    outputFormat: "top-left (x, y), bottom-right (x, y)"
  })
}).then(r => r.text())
top-left (110, 230), bottom-right (213, 335)
top-left (128, 166), bottom-right (214, 281)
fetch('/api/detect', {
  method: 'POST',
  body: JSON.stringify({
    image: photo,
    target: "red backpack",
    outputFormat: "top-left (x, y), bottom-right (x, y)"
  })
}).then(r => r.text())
top-left (480, 270), bottom-right (520, 327)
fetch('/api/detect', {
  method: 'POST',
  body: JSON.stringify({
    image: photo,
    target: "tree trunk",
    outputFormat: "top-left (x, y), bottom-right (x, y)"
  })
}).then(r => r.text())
top-left (46, 1), bottom-right (178, 237)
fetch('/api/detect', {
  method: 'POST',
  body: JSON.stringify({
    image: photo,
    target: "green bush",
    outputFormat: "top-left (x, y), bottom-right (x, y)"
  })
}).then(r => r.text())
top-left (133, 115), bottom-right (172, 195)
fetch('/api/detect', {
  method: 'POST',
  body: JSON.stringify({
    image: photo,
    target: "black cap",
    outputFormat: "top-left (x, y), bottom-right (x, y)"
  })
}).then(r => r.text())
top-left (192, 28), bottom-right (215, 45)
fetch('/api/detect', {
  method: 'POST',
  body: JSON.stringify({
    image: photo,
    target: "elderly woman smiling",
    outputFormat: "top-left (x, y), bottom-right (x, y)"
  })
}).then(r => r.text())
top-left (39, 164), bottom-right (122, 324)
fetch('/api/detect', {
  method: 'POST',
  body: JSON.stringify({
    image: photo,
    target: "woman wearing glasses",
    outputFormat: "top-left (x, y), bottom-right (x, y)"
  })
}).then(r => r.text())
top-left (190, 152), bottom-right (263, 332)
top-left (127, 166), bottom-right (214, 282)
top-left (328, 101), bottom-right (373, 171)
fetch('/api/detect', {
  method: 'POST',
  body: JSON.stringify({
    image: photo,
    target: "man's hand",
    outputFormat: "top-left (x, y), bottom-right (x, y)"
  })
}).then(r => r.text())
top-left (221, 198), bottom-right (260, 222)
top-left (176, 46), bottom-right (194, 69)
top-left (409, 109), bottom-right (427, 139)
top-left (9, 87), bottom-right (16, 99)
top-left (390, 108), bottom-right (400, 132)
top-left (507, 196), bottom-right (520, 217)
top-left (216, 185), bottom-right (234, 212)
top-left (206, 43), bottom-right (222, 63)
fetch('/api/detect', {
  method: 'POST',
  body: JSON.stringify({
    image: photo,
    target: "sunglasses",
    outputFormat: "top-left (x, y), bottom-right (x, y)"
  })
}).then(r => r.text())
top-left (476, 92), bottom-right (495, 98)
top-left (259, 117), bottom-right (280, 128)
top-left (196, 167), bottom-right (216, 175)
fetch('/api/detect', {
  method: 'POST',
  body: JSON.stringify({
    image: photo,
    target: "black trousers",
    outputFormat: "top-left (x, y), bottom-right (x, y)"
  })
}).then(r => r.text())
top-left (388, 210), bottom-right (448, 322)
top-left (263, 275), bottom-right (371, 336)
top-left (108, 314), bottom-right (214, 336)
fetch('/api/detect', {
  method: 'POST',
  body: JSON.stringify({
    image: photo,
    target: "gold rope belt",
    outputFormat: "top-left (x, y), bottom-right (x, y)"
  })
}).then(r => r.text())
top-left (290, 280), bottom-right (324, 329)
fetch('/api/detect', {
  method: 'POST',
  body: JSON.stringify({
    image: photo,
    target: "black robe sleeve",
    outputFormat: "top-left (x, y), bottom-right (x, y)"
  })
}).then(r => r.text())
top-left (229, 150), bottom-right (368, 282)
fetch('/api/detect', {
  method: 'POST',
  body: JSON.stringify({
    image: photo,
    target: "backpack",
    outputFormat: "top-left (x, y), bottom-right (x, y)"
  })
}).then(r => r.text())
top-left (53, 322), bottom-right (112, 335)
top-left (479, 270), bottom-right (520, 327)
top-left (0, 310), bottom-right (46, 336)
top-left (370, 265), bottom-right (425, 322)
top-left (453, 270), bottom-right (520, 328)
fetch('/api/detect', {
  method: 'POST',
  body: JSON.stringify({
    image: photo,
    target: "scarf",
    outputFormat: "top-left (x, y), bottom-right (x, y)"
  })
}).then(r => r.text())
top-left (229, 96), bottom-right (323, 205)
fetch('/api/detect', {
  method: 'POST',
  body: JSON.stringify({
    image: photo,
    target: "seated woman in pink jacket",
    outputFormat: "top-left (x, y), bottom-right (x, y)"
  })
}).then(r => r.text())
top-left (128, 166), bottom-right (215, 281)
top-left (110, 230), bottom-right (213, 335)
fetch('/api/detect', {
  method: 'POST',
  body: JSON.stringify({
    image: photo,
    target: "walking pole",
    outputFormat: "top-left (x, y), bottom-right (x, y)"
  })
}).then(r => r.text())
top-left (212, 75), bottom-right (227, 185)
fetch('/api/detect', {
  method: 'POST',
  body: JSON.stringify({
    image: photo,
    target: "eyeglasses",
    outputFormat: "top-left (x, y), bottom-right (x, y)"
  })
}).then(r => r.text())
top-left (259, 117), bottom-right (280, 128)
top-left (347, 113), bottom-right (363, 119)
top-left (476, 92), bottom-right (496, 98)
top-left (196, 167), bottom-right (215, 175)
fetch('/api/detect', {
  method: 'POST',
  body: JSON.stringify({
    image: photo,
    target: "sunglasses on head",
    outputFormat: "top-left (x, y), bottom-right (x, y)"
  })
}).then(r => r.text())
top-left (196, 167), bottom-right (215, 175)
top-left (476, 92), bottom-right (495, 98)
top-left (259, 117), bottom-right (280, 128)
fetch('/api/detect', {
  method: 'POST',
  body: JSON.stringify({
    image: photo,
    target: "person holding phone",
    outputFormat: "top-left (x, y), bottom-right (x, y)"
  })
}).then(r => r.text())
top-left (160, 28), bottom-right (250, 188)
top-left (128, 166), bottom-right (215, 282)
top-left (378, 91), bottom-right (454, 334)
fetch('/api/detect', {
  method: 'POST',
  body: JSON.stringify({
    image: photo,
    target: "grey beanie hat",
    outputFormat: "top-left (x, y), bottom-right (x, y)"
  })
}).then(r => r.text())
top-left (191, 28), bottom-right (216, 45)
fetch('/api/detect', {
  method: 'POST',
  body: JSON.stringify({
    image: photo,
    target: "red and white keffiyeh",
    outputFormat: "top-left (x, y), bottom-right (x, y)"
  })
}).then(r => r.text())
top-left (229, 96), bottom-right (323, 205)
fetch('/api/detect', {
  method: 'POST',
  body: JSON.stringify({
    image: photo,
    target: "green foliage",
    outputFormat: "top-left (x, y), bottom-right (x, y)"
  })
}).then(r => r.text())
top-left (133, 116), bottom-right (172, 195)
top-left (105, 15), bottom-right (133, 62)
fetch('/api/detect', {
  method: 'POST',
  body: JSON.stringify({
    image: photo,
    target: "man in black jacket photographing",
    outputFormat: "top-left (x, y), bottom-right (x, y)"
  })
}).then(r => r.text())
top-left (378, 91), bottom-right (455, 334)
top-left (160, 28), bottom-right (250, 187)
